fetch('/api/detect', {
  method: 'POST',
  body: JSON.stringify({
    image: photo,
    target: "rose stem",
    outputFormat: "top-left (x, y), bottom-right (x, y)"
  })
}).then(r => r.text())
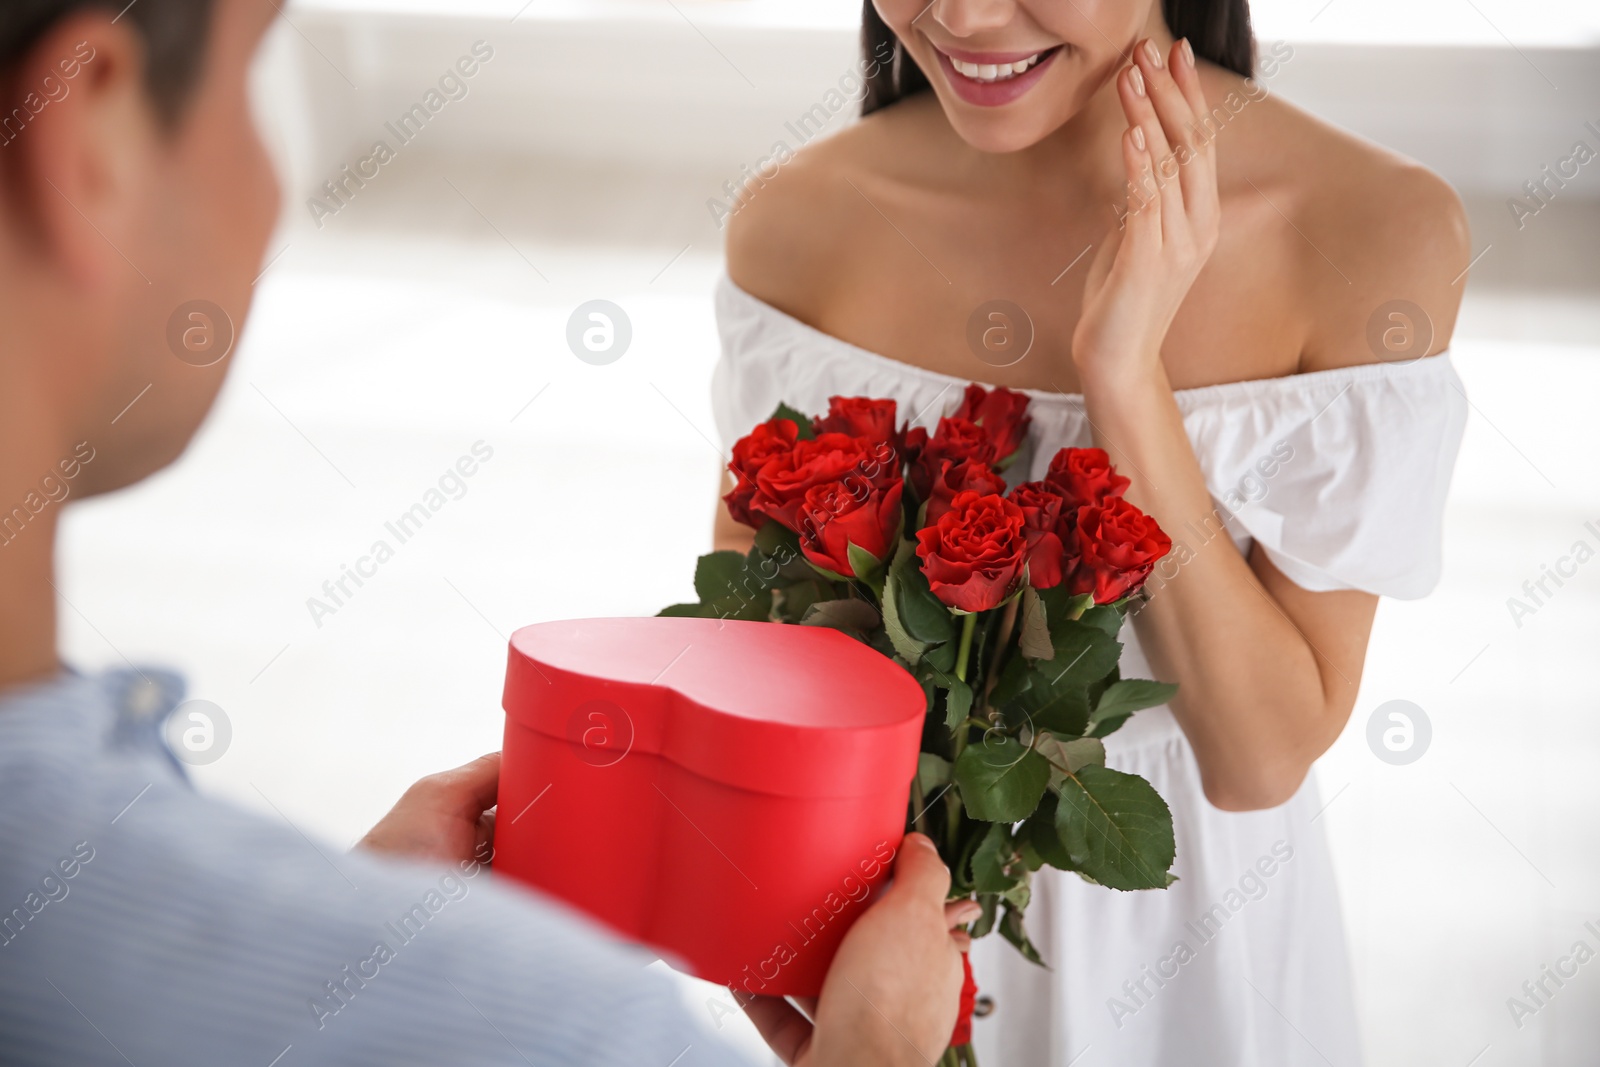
top-left (983, 597), bottom-right (1020, 710)
top-left (954, 613), bottom-right (978, 682)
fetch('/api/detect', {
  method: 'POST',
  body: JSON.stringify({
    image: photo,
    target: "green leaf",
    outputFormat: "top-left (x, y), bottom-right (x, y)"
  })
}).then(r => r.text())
top-left (917, 752), bottom-right (952, 796)
top-left (801, 598), bottom-right (881, 634)
top-left (942, 677), bottom-right (974, 731)
top-left (954, 736), bottom-right (1051, 823)
top-left (1036, 734), bottom-right (1106, 783)
top-left (989, 653), bottom-right (1033, 707)
top-left (1091, 680), bottom-right (1178, 726)
top-left (770, 402), bottom-right (815, 440)
top-left (1018, 586), bottom-right (1054, 660)
top-left (923, 639), bottom-right (957, 674)
top-left (774, 580), bottom-right (829, 624)
top-left (994, 661), bottom-right (1094, 738)
top-left (998, 904), bottom-right (1047, 968)
top-left (890, 539), bottom-right (955, 645)
top-left (752, 519), bottom-right (799, 559)
top-left (881, 543), bottom-right (929, 664)
top-left (970, 823), bottom-right (1019, 895)
top-left (1054, 765), bottom-right (1176, 891)
top-left (1021, 794), bottom-right (1075, 872)
top-left (657, 602), bottom-right (710, 618)
top-left (846, 541), bottom-right (884, 583)
top-left (970, 894), bottom-right (998, 938)
top-left (1080, 603), bottom-right (1125, 638)
top-left (1002, 870), bottom-right (1032, 911)
top-left (807, 561), bottom-right (852, 584)
top-left (1037, 586), bottom-right (1092, 628)
top-left (1043, 620), bottom-right (1122, 690)
top-left (694, 551), bottom-right (755, 604)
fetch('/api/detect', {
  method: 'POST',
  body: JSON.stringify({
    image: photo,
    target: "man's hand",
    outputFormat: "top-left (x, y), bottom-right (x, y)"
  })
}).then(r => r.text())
top-left (358, 752), bottom-right (500, 865)
top-left (745, 833), bottom-right (979, 1067)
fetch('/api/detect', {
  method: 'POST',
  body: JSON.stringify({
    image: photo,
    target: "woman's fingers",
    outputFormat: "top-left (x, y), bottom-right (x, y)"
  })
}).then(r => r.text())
top-left (944, 899), bottom-right (983, 930)
top-left (1118, 57), bottom-right (1178, 223)
top-left (742, 995), bottom-right (813, 1066)
top-left (1130, 39), bottom-right (1198, 244)
top-left (1167, 37), bottom-right (1222, 239)
top-left (1119, 112), bottom-right (1161, 253)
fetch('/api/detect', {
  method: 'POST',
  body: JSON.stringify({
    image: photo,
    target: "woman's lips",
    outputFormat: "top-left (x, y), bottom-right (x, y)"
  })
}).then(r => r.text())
top-left (933, 45), bottom-right (1063, 108)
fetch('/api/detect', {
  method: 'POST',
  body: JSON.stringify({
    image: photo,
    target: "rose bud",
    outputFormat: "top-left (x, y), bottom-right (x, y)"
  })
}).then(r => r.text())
top-left (796, 478), bottom-right (904, 578)
top-left (952, 383), bottom-right (1031, 462)
top-left (723, 417), bottom-right (800, 527)
top-left (1044, 447), bottom-right (1131, 510)
top-left (1008, 481), bottom-right (1067, 589)
top-left (1063, 497), bottom-right (1172, 604)
top-left (813, 396), bottom-right (898, 447)
top-left (925, 459), bottom-right (1006, 525)
top-left (915, 490), bottom-right (1029, 613)
top-left (908, 417), bottom-right (997, 499)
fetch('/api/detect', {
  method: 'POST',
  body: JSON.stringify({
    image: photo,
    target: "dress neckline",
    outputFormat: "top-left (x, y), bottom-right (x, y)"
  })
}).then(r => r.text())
top-left (718, 273), bottom-right (1455, 410)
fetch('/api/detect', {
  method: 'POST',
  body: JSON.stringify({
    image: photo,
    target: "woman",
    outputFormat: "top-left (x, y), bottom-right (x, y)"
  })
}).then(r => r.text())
top-left (710, 1), bottom-right (1468, 1064)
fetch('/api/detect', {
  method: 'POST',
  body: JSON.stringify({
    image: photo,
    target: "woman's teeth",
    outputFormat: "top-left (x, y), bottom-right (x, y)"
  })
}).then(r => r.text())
top-left (948, 52), bottom-right (1045, 83)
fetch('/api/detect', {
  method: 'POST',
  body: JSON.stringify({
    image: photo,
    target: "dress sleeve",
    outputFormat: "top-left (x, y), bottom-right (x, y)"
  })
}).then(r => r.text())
top-left (1187, 355), bottom-right (1469, 600)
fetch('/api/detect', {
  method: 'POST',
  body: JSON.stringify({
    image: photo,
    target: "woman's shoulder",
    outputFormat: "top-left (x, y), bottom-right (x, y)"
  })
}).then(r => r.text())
top-left (1213, 66), bottom-right (1472, 371)
top-left (725, 96), bottom-right (946, 327)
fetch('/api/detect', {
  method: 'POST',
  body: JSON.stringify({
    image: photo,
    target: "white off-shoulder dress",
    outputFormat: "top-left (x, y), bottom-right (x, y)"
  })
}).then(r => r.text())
top-left (710, 276), bottom-right (1468, 1067)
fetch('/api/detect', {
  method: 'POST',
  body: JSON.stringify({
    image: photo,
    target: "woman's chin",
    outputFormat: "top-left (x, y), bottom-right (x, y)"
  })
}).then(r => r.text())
top-left (940, 107), bottom-right (1062, 156)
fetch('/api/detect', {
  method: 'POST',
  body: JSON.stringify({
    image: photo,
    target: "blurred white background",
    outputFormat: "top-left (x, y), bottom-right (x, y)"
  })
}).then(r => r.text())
top-left (55, 0), bottom-right (1599, 1063)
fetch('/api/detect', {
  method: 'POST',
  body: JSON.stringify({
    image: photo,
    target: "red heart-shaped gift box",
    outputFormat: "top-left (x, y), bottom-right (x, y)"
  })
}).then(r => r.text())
top-left (493, 616), bottom-right (925, 997)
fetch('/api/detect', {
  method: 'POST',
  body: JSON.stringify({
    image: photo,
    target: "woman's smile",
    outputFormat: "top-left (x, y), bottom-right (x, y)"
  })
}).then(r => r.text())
top-left (931, 42), bottom-right (1067, 107)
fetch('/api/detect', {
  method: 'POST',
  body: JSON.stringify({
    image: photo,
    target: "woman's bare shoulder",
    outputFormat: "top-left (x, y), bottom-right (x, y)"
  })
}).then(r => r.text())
top-left (1214, 67), bottom-right (1471, 370)
top-left (725, 96), bottom-right (945, 325)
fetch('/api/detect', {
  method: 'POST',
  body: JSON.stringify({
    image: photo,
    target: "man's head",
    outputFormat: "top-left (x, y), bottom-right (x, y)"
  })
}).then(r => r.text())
top-left (0, 0), bottom-right (279, 498)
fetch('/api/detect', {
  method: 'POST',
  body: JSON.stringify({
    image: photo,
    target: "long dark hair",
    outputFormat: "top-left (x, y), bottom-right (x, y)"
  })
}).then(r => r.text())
top-left (861, 0), bottom-right (1255, 116)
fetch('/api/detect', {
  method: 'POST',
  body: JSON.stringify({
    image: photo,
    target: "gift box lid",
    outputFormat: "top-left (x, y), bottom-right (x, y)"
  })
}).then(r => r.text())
top-left (503, 617), bottom-right (925, 798)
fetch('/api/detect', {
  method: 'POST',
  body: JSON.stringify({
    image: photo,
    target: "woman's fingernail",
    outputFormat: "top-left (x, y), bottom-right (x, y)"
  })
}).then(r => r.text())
top-left (1131, 126), bottom-right (1146, 152)
top-left (1144, 39), bottom-right (1163, 69)
top-left (1180, 38), bottom-right (1195, 68)
top-left (1129, 65), bottom-right (1145, 97)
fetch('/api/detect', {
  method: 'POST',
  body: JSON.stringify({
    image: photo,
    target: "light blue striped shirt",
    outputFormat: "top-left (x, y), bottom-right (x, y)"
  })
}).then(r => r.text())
top-left (0, 668), bottom-right (756, 1067)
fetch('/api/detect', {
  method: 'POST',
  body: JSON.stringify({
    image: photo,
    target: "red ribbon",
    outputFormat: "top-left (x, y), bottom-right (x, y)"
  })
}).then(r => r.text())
top-left (950, 953), bottom-right (977, 1048)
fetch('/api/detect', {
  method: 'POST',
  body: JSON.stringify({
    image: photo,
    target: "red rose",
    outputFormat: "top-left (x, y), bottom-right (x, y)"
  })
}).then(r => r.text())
top-left (925, 459), bottom-right (1006, 525)
top-left (752, 434), bottom-right (864, 531)
top-left (953, 383), bottom-right (1031, 462)
top-left (915, 490), bottom-right (1028, 613)
top-left (1063, 497), bottom-right (1172, 604)
top-left (752, 433), bottom-right (888, 531)
top-left (950, 953), bottom-right (978, 1048)
top-left (722, 418), bottom-right (800, 527)
top-left (814, 396), bottom-right (898, 446)
top-left (796, 479), bottom-right (904, 577)
top-left (1044, 447), bottom-right (1130, 509)
top-left (1008, 481), bottom-right (1067, 589)
top-left (907, 417), bottom-right (996, 499)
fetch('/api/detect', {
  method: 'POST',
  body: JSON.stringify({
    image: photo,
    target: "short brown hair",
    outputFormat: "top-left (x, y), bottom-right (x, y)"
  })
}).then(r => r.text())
top-left (0, 0), bottom-right (217, 122)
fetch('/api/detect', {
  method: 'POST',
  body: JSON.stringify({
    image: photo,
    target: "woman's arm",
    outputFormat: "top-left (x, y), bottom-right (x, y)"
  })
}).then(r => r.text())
top-left (1075, 38), bottom-right (1463, 810)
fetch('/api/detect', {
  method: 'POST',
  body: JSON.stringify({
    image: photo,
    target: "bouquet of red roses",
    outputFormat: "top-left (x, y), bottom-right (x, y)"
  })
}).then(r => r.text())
top-left (663, 386), bottom-right (1178, 1064)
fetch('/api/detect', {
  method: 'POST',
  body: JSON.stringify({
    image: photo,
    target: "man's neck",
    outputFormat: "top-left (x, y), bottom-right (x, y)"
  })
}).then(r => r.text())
top-left (0, 374), bottom-right (65, 694)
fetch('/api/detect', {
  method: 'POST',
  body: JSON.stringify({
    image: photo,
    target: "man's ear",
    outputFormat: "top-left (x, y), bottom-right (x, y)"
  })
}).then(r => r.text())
top-left (7, 14), bottom-right (159, 292)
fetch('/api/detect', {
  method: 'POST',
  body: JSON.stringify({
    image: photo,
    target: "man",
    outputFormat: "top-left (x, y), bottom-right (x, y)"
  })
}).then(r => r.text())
top-left (0, 1), bottom-right (973, 1063)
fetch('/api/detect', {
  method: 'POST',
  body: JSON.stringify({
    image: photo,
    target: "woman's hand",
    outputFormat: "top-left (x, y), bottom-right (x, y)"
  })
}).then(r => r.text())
top-left (1073, 37), bottom-right (1220, 386)
top-left (358, 752), bottom-right (500, 865)
top-left (744, 833), bottom-right (979, 1067)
